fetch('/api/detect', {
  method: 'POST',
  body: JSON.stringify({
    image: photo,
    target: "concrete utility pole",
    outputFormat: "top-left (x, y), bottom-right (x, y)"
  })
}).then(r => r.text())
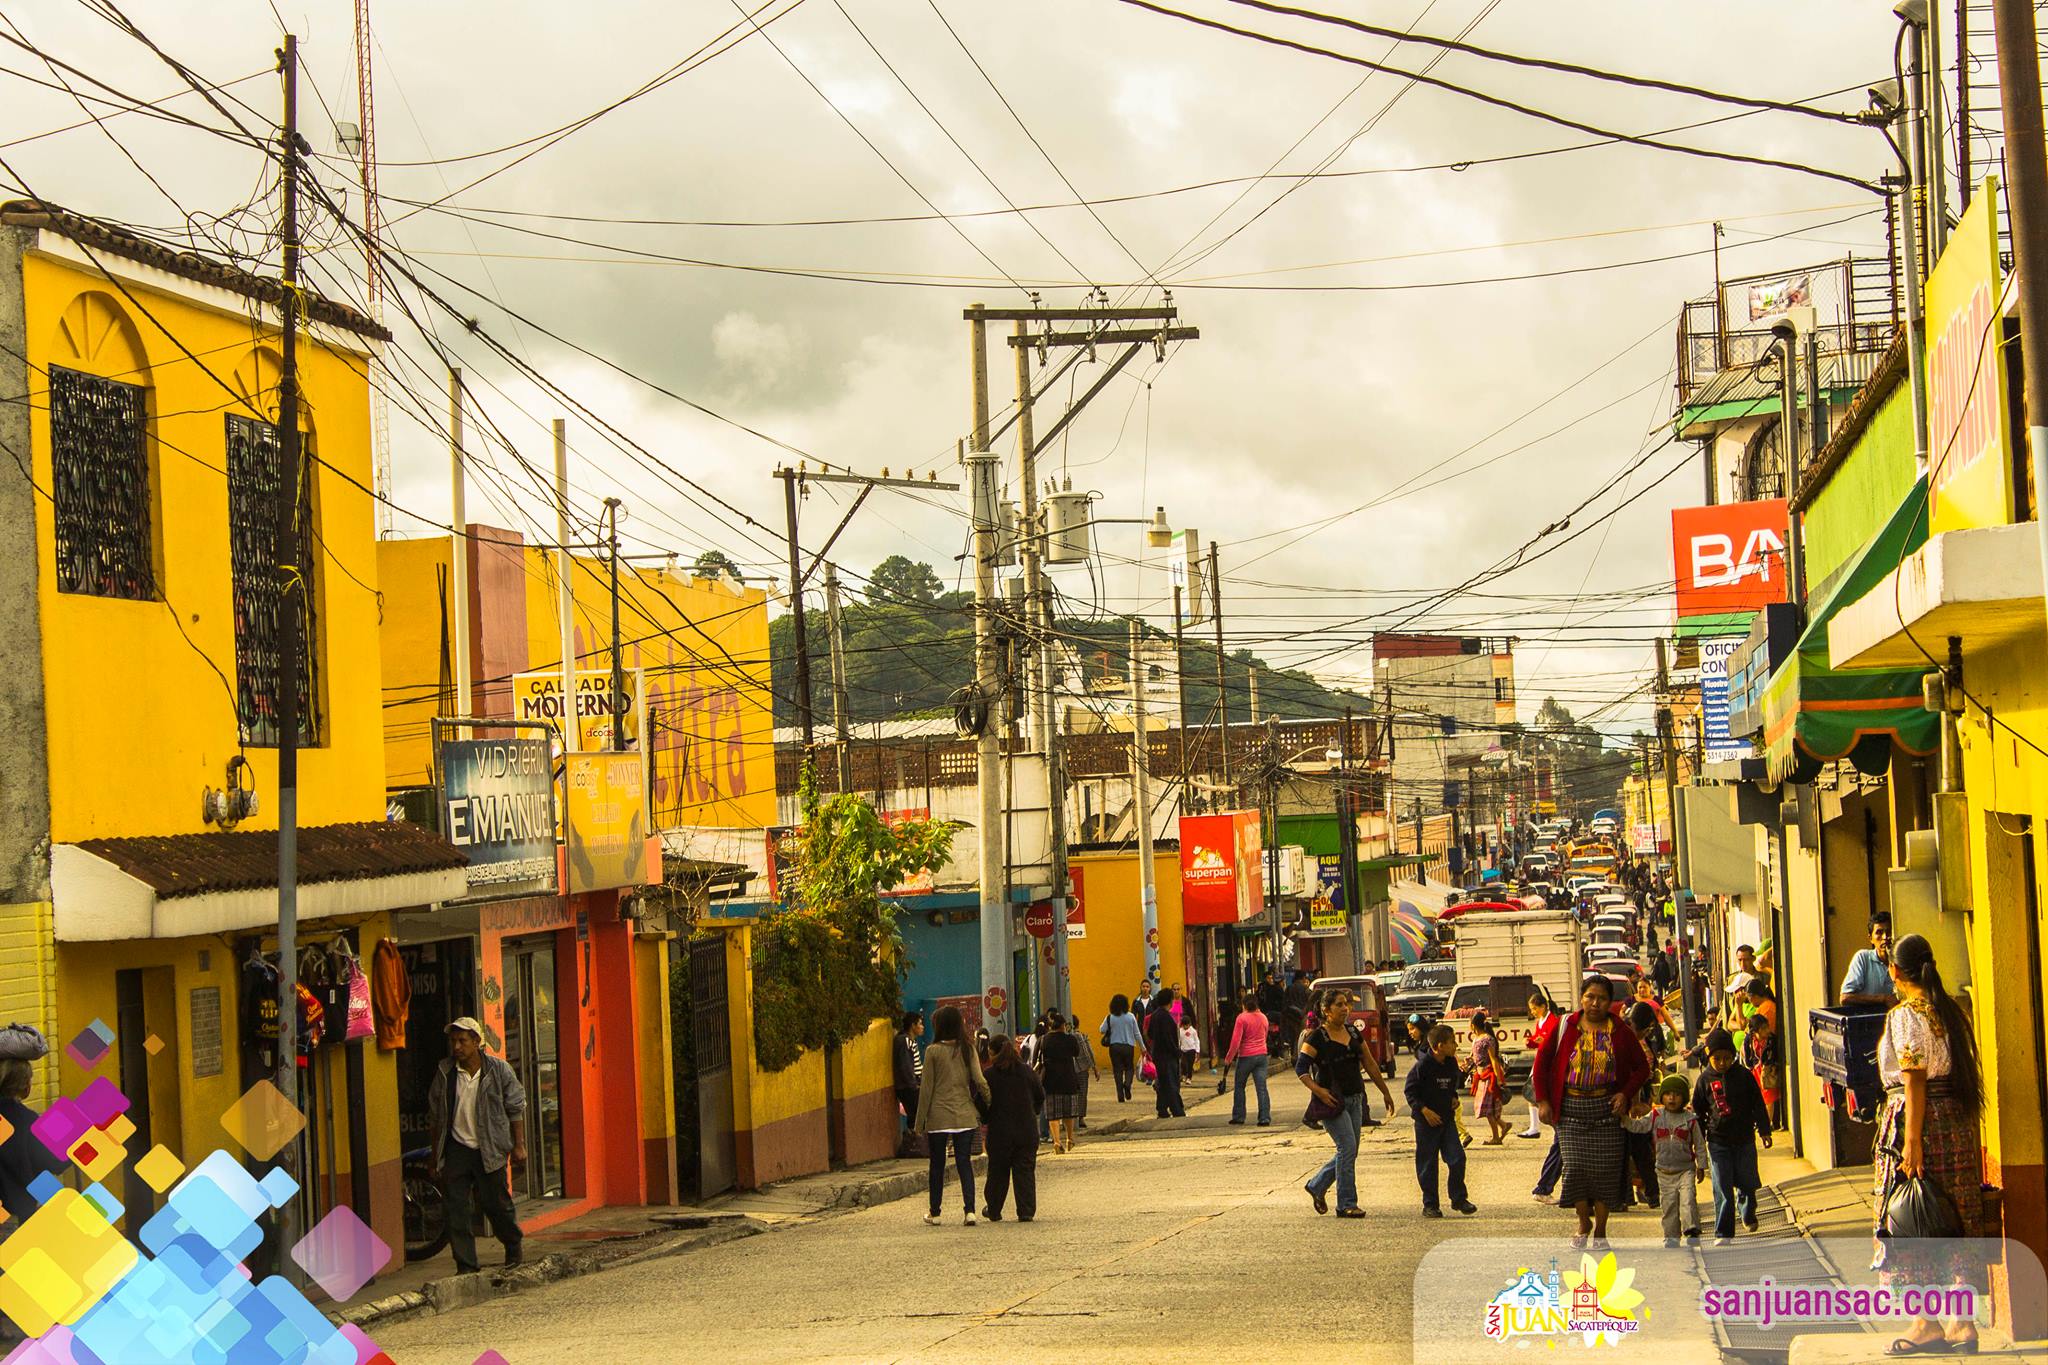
top-left (1210, 541), bottom-right (1229, 800)
top-left (824, 563), bottom-right (852, 793)
top-left (448, 368), bottom-right (471, 716)
top-left (1991, 0), bottom-right (2048, 652)
top-left (1341, 708), bottom-right (1364, 972)
top-left (554, 421), bottom-right (574, 748)
top-left (1656, 638), bottom-right (1698, 1048)
top-left (273, 31), bottom-right (304, 1259)
top-left (1012, 321), bottom-right (1071, 1017)
top-left (604, 498), bottom-right (625, 751)
top-left (1264, 717), bottom-right (1283, 970)
top-left (967, 307), bottom-right (1009, 1029)
top-left (1172, 583), bottom-right (1191, 805)
top-left (1129, 616), bottom-right (1161, 984)
top-left (1248, 669), bottom-right (1261, 724)
top-left (777, 469), bottom-right (815, 754)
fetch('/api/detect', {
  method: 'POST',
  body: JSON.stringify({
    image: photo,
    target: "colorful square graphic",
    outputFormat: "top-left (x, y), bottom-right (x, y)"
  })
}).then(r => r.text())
top-left (218, 1080), bottom-right (306, 1162)
top-left (291, 1206), bottom-right (391, 1303)
top-left (142, 1034), bottom-right (164, 1057)
top-left (134, 1144), bottom-right (184, 1193)
top-left (0, 1188), bottom-right (140, 1337)
top-left (62, 1020), bottom-right (113, 1070)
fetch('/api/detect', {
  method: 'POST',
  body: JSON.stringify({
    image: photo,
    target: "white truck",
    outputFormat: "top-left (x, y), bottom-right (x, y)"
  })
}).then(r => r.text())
top-left (1440, 910), bottom-right (1585, 1070)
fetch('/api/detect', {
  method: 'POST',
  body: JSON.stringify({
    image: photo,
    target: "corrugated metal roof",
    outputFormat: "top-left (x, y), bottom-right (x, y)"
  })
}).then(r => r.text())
top-left (76, 820), bottom-right (466, 898)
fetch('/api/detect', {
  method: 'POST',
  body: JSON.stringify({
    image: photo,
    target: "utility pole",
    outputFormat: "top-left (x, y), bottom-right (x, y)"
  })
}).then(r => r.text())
top-left (1210, 542), bottom-right (1229, 801)
top-left (1172, 583), bottom-right (1191, 807)
top-left (554, 421), bottom-right (574, 750)
top-left (1991, 0), bottom-right (2048, 652)
top-left (824, 563), bottom-right (852, 793)
top-left (777, 469), bottom-right (815, 753)
top-left (1263, 717), bottom-right (1282, 971)
top-left (1129, 616), bottom-right (1160, 985)
top-left (967, 306), bottom-right (1009, 1029)
top-left (1774, 330), bottom-right (1807, 604)
top-left (1656, 638), bottom-right (1698, 1048)
top-left (1013, 320), bottom-right (1071, 1017)
top-left (1340, 708), bottom-right (1364, 972)
top-left (272, 33), bottom-right (304, 1257)
top-left (604, 498), bottom-right (625, 751)
top-left (1248, 668), bottom-right (1260, 724)
top-left (448, 368), bottom-right (470, 716)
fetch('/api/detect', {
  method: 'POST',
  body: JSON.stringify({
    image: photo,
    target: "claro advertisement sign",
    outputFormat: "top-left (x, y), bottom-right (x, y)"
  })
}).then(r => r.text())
top-left (1670, 500), bottom-right (1790, 617)
top-left (438, 736), bottom-right (557, 899)
top-left (1179, 810), bottom-right (1264, 925)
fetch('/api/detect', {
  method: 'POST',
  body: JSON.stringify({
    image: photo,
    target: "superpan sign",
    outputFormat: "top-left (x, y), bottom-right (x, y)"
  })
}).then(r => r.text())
top-left (1670, 500), bottom-right (1790, 617)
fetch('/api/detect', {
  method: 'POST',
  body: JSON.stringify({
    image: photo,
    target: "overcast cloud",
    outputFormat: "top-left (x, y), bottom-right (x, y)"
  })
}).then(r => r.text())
top-left (4, 0), bottom-right (1902, 735)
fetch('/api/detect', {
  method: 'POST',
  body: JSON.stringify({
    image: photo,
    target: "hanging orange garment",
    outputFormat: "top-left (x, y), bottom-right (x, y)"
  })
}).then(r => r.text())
top-left (371, 937), bottom-right (411, 1050)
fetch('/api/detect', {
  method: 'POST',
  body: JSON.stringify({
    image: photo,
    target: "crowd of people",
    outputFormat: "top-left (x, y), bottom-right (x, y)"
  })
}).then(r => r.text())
top-left (890, 902), bottom-right (1987, 1353)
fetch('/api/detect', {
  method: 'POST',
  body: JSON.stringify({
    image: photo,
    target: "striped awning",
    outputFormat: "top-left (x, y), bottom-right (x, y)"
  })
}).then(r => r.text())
top-left (1761, 477), bottom-right (1939, 782)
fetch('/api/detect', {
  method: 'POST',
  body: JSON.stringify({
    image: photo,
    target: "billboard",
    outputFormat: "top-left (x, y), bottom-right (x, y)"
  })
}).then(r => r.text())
top-left (565, 751), bottom-right (652, 894)
top-left (1180, 809), bottom-right (1263, 926)
top-left (1670, 500), bottom-right (1789, 616)
top-left (438, 736), bottom-right (557, 898)
top-left (1928, 179), bottom-right (2014, 533)
top-left (514, 669), bottom-right (642, 751)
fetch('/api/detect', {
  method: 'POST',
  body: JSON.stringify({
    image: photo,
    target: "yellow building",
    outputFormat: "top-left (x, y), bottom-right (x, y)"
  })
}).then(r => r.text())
top-left (1066, 849), bottom-right (1187, 1065)
top-left (379, 535), bottom-right (774, 831)
top-left (0, 203), bottom-right (464, 1260)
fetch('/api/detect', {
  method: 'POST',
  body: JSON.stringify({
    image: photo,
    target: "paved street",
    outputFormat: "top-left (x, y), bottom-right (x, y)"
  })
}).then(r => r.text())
top-left (377, 1080), bottom-right (1725, 1364)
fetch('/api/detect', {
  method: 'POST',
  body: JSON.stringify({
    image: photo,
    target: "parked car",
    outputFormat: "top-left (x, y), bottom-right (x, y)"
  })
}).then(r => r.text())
top-left (1387, 960), bottom-right (1459, 1030)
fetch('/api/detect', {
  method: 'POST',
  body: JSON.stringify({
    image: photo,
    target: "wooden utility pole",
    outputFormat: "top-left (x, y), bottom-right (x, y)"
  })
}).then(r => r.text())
top-left (777, 469), bottom-right (815, 752)
top-left (1656, 638), bottom-right (1697, 1048)
top-left (272, 36), bottom-right (305, 1260)
top-left (824, 563), bottom-right (851, 793)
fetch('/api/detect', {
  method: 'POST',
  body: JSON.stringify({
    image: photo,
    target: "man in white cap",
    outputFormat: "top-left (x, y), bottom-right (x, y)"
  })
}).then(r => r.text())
top-left (427, 1016), bottom-right (527, 1272)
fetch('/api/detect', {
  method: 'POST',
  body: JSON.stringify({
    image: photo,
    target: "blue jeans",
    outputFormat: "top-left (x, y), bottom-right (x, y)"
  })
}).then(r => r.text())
top-left (1708, 1138), bottom-right (1759, 1237)
top-left (1414, 1116), bottom-right (1468, 1210)
top-left (1232, 1056), bottom-right (1271, 1123)
top-left (1306, 1095), bottom-right (1363, 1210)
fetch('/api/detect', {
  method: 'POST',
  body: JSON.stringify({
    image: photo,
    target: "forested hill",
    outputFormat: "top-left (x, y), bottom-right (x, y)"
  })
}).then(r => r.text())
top-left (764, 555), bottom-right (1369, 728)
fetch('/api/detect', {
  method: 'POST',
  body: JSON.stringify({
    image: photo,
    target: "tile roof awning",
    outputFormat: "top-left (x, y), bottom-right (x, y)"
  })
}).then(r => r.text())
top-left (54, 820), bottom-right (469, 942)
top-left (1760, 477), bottom-right (1939, 783)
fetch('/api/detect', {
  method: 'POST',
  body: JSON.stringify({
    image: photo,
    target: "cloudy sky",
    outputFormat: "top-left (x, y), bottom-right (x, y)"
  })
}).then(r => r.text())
top-left (4, 0), bottom-right (1911, 736)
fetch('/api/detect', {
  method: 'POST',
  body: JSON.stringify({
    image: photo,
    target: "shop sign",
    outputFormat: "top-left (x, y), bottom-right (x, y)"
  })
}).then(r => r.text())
top-left (1697, 637), bottom-right (1751, 761)
top-left (1670, 500), bottom-right (1789, 616)
top-left (565, 751), bottom-right (651, 894)
top-left (438, 736), bottom-right (557, 898)
top-left (1179, 810), bottom-right (1263, 925)
top-left (1928, 179), bottom-right (2014, 533)
top-left (514, 669), bottom-right (642, 751)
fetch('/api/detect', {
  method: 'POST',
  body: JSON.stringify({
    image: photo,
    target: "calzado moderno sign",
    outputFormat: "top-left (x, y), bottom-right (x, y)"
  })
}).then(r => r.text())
top-left (440, 736), bottom-right (557, 897)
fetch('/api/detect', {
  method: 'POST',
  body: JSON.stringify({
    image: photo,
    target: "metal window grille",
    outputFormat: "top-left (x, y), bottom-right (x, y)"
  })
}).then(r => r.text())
top-left (49, 365), bottom-right (153, 600)
top-left (226, 413), bottom-right (321, 747)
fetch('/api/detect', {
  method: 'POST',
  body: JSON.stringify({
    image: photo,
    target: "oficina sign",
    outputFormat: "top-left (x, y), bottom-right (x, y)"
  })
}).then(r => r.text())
top-left (1179, 810), bottom-right (1264, 925)
top-left (1670, 500), bottom-right (1790, 616)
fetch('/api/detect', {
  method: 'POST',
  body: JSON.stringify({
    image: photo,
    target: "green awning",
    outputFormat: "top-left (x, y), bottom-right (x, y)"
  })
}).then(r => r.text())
top-left (1761, 476), bottom-right (1939, 782)
top-left (1676, 611), bottom-right (1757, 640)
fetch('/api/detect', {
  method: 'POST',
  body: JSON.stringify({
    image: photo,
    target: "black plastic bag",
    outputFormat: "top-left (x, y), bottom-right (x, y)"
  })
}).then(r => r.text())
top-left (1885, 1172), bottom-right (1964, 1240)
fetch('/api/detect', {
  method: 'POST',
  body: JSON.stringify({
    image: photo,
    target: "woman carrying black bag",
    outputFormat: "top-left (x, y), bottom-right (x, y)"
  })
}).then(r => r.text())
top-left (1873, 933), bottom-right (1986, 1356)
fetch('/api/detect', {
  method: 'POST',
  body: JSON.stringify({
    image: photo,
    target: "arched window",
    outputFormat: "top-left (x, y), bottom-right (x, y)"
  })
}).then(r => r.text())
top-left (47, 291), bottom-right (154, 600)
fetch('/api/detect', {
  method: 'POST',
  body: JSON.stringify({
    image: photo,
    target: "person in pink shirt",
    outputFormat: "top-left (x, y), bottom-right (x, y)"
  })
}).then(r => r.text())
top-left (1223, 991), bottom-right (1272, 1126)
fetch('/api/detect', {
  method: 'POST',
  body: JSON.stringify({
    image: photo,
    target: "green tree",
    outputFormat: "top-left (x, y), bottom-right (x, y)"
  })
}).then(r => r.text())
top-left (692, 549), bottom-right (740, 582)
top-left (865, 554), bottom-right (945, 605)
top-left (751, 763), bottom-right (956, 1070)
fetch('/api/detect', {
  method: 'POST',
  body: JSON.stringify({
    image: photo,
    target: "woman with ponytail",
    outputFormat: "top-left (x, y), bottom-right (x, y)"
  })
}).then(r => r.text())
top-left (1875, 933), bottom-right (1986, 1355)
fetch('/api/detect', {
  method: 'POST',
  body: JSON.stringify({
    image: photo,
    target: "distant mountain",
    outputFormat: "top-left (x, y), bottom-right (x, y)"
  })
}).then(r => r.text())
top-left (767, 556), bottom-right (1369, 728)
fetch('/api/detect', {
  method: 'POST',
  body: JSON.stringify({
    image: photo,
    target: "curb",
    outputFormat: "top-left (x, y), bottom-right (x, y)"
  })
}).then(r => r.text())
top-left (339, 1216), bottom-right (766, 1331)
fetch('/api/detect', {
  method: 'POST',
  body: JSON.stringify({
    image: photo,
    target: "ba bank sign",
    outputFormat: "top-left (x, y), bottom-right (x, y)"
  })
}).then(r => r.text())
top-left (1670, 500), bottom-right (1790, 616)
